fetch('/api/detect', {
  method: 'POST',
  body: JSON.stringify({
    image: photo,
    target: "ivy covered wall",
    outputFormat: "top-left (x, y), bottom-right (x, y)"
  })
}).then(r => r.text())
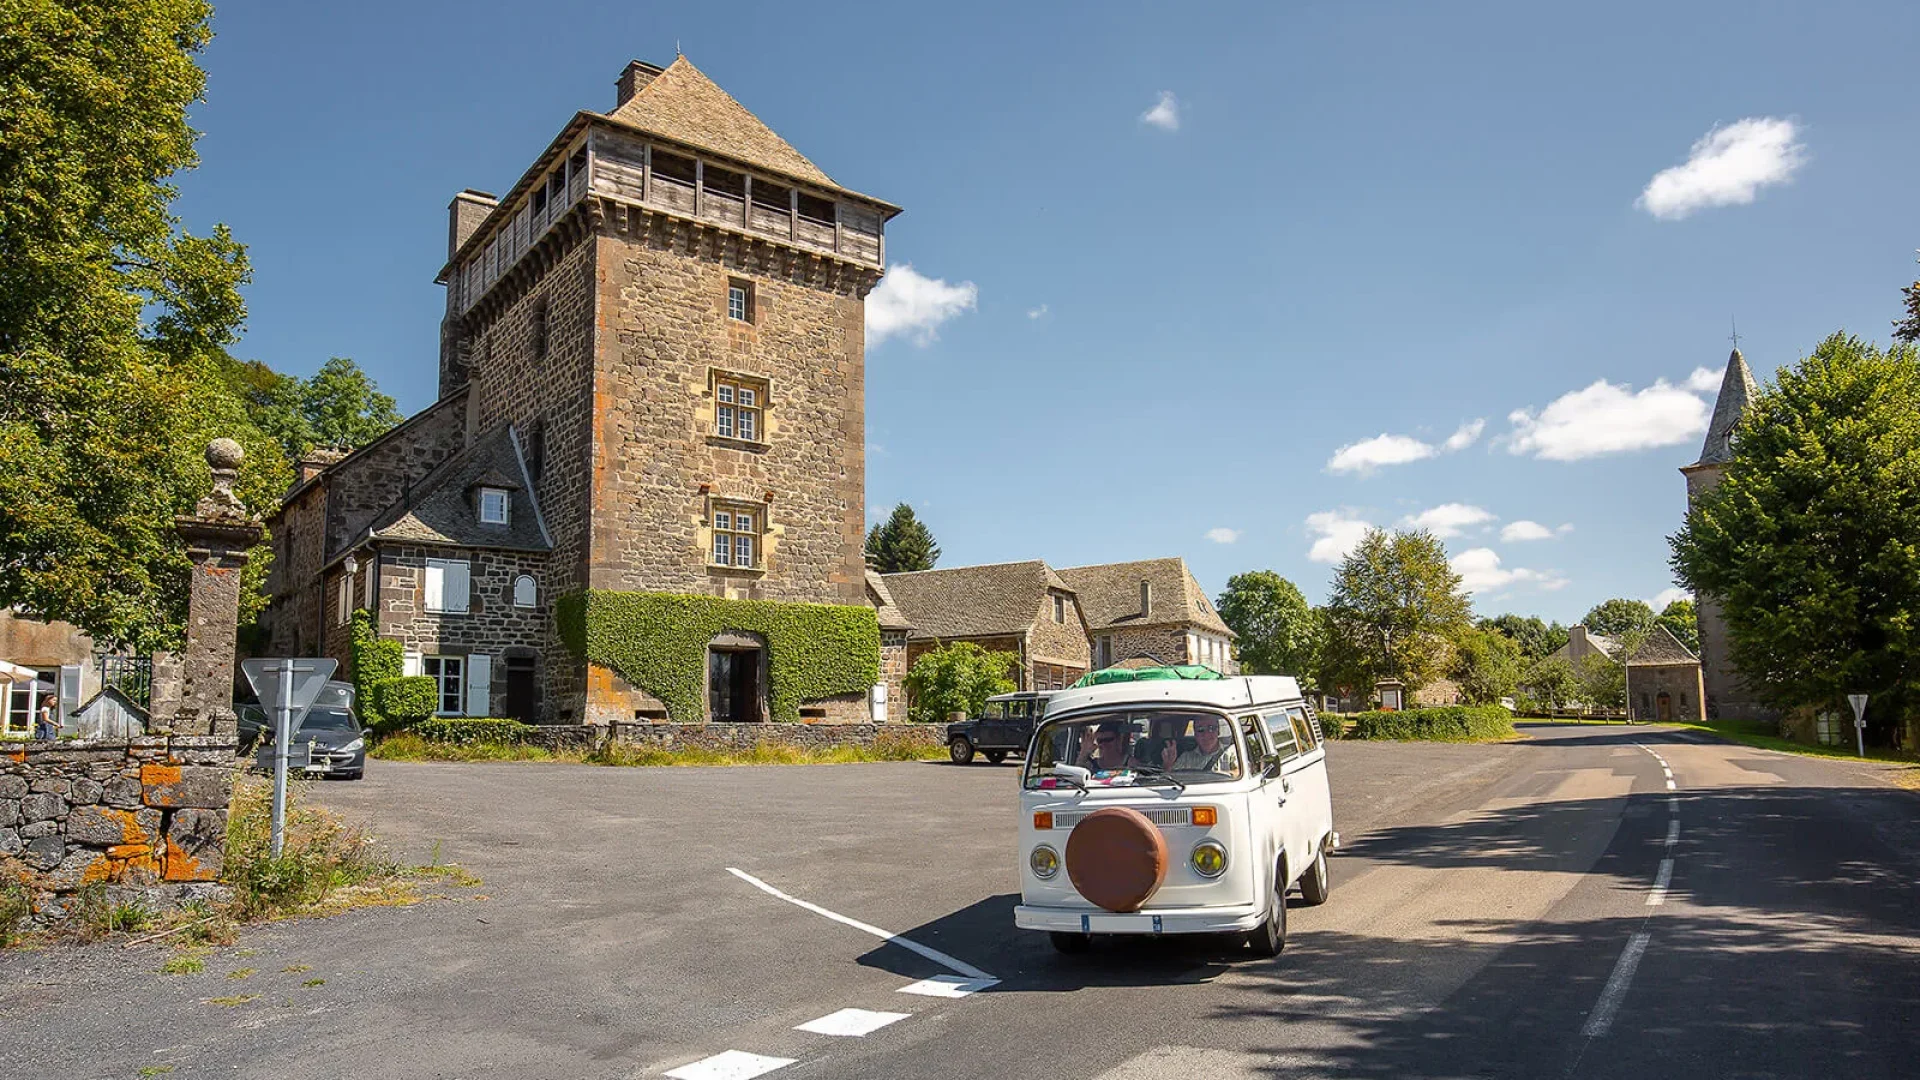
top-left (556, 590), bottom-right (880, 722)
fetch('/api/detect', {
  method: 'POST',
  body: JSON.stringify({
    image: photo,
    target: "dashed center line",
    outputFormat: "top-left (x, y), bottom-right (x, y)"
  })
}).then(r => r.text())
top-left (1648, 858), bottom-right (1675, 906)
top-left (796, 1009), bottom-right (910, 1037)
top-left (1665, 819), bottom-right (1681, 847)
top-left (1581, 931), bottom-right (1652, 1038)
top-left (665, 1050), bottom-right (796, 1080)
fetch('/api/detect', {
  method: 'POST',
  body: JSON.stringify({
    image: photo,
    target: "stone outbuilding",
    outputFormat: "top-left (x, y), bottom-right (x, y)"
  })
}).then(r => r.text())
top-left (882, 561), bottom-right (1092, 704)
top-left (1055, 557), bottom-right (1237, 674)
top-left (865, 570), bottom-right (913, 723)
top-left (1623, 625), bottom-right (1706, 723)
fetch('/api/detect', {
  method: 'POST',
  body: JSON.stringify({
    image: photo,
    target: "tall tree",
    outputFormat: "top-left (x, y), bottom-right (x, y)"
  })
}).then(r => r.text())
top-left (1656, 598), bottom-right (1699, 653)
top-left (1320, 529), bottom-right (1472, 692)
top-left (0, 0), bottom-right (286, 649)
top-left (1671, 332), bottom-right (1920, 744)
top-left (1450, 625), bottom-right (1523, 704)
top-left (300, 357), bottom-right (401, 452)
top-left (1479, 613), bottom-right (1565, 660)
top-left (1582, 598), bottom-right (1656, 638)
top-left (864, 503), bottom-right (940, 573)
top-left (1216, 571), bottom-right (1319, 678)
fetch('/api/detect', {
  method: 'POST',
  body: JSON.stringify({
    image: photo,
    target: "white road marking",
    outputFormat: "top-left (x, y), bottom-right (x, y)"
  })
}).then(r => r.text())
top-left (1647, 858), bottom-right (1674, 906)
top-left (897, 975), bottom-right (997, 998)
top-left (726, 867), bottom-right (998, 984)
top-left (1581, 931), bottom-right (1652, 1038)
top-left (795, 1008), bottom-right (910, 1037)
top-left (1668, 796), bottom-right (1679, 811)
top-left (665, 1050), bottom-right (796, 1080)
top-left (1666, 778), bottom-right (1676, 790)
top-left (1665, 820), bottom-right (1680, 847)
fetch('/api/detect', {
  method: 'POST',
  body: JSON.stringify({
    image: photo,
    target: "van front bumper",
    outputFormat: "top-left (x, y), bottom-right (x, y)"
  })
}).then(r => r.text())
top-left (1015, 902), bottom-right (1265, 936)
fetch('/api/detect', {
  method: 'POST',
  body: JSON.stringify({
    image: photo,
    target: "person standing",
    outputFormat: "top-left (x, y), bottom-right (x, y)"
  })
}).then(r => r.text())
top-left (34, 695), bottom-right (58, 740)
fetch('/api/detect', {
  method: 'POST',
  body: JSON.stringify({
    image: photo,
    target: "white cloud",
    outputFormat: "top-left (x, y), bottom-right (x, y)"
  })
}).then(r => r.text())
top-left (1500, 520), bottom-right (1571, 542)
top-left (1650, 586), bottom-right (1691, 610)
top-left (1327, 434), bottom-right (1437, 475)
top-left (1026, 304), bottom-right (1049, 320)
top-left (1306, 510), bottom-right (1374, 564)
top-left (1205, 527), bottom-right (1241, 545)
top-left (1450, 547), bottom-right (1569, 597)
top-left (1686, 366), bottom-right (1723, 393)
top-left (1140, 91), bottom-right (1180, 131)
top-left (1443, 419), bottom-right (1487, 452)
top-left (1637, 117), bottom-right (1807, 221)
top-left (1506, 377), bottom-right (1711, 461)
top-left (865, 264), bottom-right (978, 347)
top-left (1399, 503), bottom-right (1495, 539)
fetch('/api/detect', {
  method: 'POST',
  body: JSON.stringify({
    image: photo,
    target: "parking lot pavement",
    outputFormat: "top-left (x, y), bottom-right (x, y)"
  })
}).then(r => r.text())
top-left (2, 729), bottom-right (1916, 1080)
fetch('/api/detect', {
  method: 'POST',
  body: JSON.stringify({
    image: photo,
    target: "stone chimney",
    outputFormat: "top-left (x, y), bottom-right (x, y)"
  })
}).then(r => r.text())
top-left (447, 189), bottom-right (498, 262)
top-left (615, 60), bottom-right (666, 108)
top-left (295, 448), bottom-right (346, 484)
top-left (1140, 580), bottom-right (1152, 618)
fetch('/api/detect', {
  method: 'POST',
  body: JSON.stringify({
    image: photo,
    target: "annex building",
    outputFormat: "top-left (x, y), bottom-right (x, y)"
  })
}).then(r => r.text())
top-left (261, 56), bottom-right (901, 725)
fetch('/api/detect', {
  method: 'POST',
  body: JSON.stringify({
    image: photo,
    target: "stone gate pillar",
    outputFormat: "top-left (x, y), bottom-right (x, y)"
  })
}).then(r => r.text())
top-left (172, 438), bottom-right (263, 737)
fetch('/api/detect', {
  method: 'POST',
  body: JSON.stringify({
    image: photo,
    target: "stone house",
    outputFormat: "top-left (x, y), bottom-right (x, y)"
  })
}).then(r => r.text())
top-left (1056, 558), bottom-right (1237, 674)
top-left (1549, 624), bottom-right (1619, 667)
top-left (864, 570), bottom-right (913, 723)
top-left (261, 55), bottom-right (898, 724)
top-left (882, 561), bottom-right (1092, 708)
top-left (1622, 625), bottom-right (1706, 723)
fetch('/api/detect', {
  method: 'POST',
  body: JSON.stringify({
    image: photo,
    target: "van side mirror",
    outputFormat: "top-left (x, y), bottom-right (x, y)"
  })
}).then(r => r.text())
top-left (1264, 760), bottom-right (1286, 780)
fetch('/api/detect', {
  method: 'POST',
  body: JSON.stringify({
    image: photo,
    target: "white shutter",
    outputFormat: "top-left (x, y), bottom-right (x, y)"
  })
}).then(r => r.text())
top-left (423, 562), bottom-right (445, 612)
top-left (58, 665), bottom-right (82, 725)
top-left (465, 654), bottom-right (492, 718)
top-left (403, 651), bottom-right (423, 677)
top-left (445, 560), bottom-right (471, 613)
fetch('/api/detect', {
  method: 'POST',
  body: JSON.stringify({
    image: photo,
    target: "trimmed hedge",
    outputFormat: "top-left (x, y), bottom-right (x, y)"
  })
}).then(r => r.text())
top-left (377, 676), bottom-right (440, 723)
top-left (557, 589), bottom-right (880, 722)
top-left (350, 610), bottom-right (403, 726)
top-left (1343, 705), bottom-right (1515, 742)
top-left (411, 718), bottom-right (536, 745)
top-left (1316, 713), bottom-right (1344, 741)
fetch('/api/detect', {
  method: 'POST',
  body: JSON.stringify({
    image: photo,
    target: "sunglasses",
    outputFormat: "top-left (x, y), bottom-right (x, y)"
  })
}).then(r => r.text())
top-left (1193, 725), bottom-right (1219, 734)
top-left (1095, 734), bottom-right (1120, 745)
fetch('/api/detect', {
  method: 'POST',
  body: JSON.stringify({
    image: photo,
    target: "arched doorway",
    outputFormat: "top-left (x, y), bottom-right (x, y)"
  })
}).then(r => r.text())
top-left (708, 631), bottom-right (766, 723)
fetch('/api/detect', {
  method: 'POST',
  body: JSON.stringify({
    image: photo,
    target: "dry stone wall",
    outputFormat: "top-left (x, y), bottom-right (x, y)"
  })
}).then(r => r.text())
top-left (1, 737), bottom-right (235, 926)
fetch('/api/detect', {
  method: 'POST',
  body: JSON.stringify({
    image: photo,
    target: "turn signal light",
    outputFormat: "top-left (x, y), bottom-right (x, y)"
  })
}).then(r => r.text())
top-left (1033, 811), bottom-right (1054, 830)
top-left (1191, 807), bottom-right (1217, 827)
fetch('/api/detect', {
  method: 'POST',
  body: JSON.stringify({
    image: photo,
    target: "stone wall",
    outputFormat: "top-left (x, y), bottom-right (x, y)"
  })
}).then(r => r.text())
top-left (880, 631), bottom-right (908, 723)
top-left (1, 736), bottom-right (234, 926)
top-left (1027, 594), bottom-right (1091, 673)
top-left (1101, 626), bottom-right (1188, 669)
top-left (607, 721), bottom-right (941, 755)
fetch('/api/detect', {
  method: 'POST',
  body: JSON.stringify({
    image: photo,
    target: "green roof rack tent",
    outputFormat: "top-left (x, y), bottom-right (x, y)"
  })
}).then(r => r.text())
top-left (1071, 665), bottom-right (1227, 688)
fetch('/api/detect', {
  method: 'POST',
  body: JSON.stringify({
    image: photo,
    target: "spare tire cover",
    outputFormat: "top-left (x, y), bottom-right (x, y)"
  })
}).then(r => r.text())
top-left (1065, 806), bottom-right (1169, 913)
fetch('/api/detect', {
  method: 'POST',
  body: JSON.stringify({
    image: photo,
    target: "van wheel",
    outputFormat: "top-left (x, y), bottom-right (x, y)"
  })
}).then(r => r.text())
top-left (985, 750), bottom-right (1007, 765)
top-left (1050, 931), bottom-right (1092, 954)
top-left (948, 737), bottom-right (975, 764)
top-left (1299, 848), bottom-right (1331, 906)
top-left (1247, 864), bottom-right (1288, 958)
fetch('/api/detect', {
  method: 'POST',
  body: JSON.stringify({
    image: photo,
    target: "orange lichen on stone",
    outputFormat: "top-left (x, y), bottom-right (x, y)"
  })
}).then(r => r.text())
top-left (141, 763), bottom-right (182, 788)
top-left (79, 854), bottom-right (116, 886)
top-left (162, 838), bottom-right (215, 882)
top-left (6, 750), bottom-right (23, 763)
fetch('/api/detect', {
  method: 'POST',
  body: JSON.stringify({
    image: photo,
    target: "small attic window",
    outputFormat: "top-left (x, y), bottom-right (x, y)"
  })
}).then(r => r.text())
top-left (796, 193), bottom-right (835, 226)
top-left (479, 488), bottom-right (510, 525)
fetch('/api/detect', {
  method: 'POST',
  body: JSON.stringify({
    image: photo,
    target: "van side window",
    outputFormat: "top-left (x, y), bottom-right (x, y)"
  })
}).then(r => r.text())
top-left (1287, 706), bottom-right (1317, 752)
top-left (1238, 715), bottom-right (1271, 773)
top-left (1264, 711), bottom-right (1300, 761)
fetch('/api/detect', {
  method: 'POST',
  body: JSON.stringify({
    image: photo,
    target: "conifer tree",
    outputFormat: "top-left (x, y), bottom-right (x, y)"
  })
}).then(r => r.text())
top-left (864, 503), bottom-right (941, 573)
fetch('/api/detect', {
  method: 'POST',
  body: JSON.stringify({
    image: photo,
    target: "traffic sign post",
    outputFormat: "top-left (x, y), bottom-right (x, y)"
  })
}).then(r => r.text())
top-left (1847, 693), bottom-right (1869, 758)
top-left (241, 658), bottom-right (337, 856)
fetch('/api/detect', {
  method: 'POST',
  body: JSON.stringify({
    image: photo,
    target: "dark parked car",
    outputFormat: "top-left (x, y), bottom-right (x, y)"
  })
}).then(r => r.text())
top-left (946, 691), bottom-right (1055, 765)
top-left (242, 681), bottom-right (366, 780)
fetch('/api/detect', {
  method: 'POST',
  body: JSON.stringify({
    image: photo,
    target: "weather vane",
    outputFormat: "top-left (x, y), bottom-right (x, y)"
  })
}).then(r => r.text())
top-left (1729, 316), bottom-right (1742, 350)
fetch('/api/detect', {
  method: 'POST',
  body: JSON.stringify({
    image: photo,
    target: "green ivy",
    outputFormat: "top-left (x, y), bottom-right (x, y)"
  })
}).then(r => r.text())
top-left (349, 610), bottom-right (402, 726)
top-left (556, 590), bottom-right (880, 722)
top-left (412, 718), bottom-right (535, 744)
top-left (377, 676), bottom-right (440, 723)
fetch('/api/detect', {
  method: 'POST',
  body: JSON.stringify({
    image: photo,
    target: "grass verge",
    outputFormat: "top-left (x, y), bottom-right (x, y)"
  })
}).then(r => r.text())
top-left (1670, 718), bottom-right (1920, 773)
top-left (370, 731), bottom-right (940, 766)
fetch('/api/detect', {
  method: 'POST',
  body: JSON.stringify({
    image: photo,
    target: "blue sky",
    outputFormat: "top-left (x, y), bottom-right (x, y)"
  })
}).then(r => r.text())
top-left (176, 0), bottom-right (1920, 622)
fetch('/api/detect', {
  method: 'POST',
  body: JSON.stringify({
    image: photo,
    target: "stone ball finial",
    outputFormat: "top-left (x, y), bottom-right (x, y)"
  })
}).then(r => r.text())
top-left (206, 438), bottom-right (245, 471)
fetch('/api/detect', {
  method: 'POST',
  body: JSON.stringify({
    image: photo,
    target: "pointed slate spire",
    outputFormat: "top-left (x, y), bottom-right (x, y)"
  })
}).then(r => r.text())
top-left (1690, 348), bottom-right (1758, 467)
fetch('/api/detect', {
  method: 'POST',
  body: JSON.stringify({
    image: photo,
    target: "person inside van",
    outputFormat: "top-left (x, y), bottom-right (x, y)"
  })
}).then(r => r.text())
top-left (1170, 716), bottom-right (1235, 773)
top-left (1077, 719), bottom-right (1135, 773)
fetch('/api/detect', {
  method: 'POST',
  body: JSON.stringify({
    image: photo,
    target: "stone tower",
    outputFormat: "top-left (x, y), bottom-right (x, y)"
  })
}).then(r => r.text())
top-left (1680, 348), bottom-right (1768, 721)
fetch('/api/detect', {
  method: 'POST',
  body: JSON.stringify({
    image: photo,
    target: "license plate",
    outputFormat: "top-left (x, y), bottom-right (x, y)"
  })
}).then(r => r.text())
top-left (1082, 913), bottom-right (1162, 934)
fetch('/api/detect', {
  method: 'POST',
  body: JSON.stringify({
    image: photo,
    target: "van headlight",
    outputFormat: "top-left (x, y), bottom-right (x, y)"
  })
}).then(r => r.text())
top-left (1029, 844), bottom-right (1060, 880)
top-left (1191, 840), bottom-right (1228, 879)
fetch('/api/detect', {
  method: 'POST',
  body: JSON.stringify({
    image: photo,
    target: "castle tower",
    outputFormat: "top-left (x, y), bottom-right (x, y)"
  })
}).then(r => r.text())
top-left (1680, 348), bottom-right (1768, 721)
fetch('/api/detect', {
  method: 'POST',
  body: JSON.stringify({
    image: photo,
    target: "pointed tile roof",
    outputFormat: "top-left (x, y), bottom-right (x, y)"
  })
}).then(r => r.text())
top-left (365, 425), bottom-right (551, 553)
top-left (1624, 624), bottom-right (1701, 667)
top-left (607, 56), bottom-right (835, 189)
top-left (1055, 557), bottom-right (1234, 637)
top-left (865, 570), bottom-right (913, 633)
top-left (1690, 348), bottom-right (1759, 467)
top-left (882, 561), bottom-right (1067, 641)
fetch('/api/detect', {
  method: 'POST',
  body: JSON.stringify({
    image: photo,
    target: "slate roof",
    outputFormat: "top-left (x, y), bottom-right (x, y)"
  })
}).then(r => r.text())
top-left (1055, 558), bottom-right (1234, 637)
top-left (1624, 624), bottom-right (1701, 667)
top-left (865, 570), bottom-right (913, 632)
top-left (607, 56), bottom-right (837, 190)
top-left (882, 561), bottom-right (1067, 641)
top-left (364, 425), bottom-right (551, 553)
top-left (1690, 348), bottom-right (1759, 467)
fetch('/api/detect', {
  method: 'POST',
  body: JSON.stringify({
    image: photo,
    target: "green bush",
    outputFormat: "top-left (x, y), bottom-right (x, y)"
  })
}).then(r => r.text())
top-left (376, 676), bottom-right (439, 724)
top-left (1343, 705), bottom-right (1515, 742)
top-left (411, 718), bottom-right (536, 745)
top-left (349, 610), bottom-right (402, 726)
top-left (557, 590), bottom-right (880, 722)
top-left (1316, 713), bottom-right (1344, 741)
top-left (905, 641), bottom-right (1017, 723)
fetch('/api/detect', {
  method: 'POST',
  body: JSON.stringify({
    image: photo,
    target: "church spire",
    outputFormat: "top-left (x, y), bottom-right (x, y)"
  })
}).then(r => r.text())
top-left (1690, 348), bottom-right (1758, 467)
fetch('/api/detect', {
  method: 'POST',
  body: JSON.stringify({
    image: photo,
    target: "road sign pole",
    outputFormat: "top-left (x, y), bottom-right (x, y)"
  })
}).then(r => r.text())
top-left (273, 657), bottom-right (293, 857)
top-left (1848, 693), bottom-right (1870, 759)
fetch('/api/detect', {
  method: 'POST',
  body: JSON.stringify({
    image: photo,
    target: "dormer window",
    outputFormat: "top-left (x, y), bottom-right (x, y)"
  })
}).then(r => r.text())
top-left (479, 488), bottom-right (510, 525)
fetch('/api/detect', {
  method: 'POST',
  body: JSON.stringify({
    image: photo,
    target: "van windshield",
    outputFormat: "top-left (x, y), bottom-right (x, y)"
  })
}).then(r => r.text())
top-left (1024, 710), bottom-right (1243, 789)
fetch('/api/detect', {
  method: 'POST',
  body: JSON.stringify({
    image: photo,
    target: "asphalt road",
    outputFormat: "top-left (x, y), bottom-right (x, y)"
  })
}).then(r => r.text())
top-left (2, 724), bottom-right (1917, 1080)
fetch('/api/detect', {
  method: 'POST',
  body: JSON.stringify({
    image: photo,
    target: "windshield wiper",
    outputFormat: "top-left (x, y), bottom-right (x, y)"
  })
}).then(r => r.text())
top-left (1128, 766), bottom-right (1187, 791)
